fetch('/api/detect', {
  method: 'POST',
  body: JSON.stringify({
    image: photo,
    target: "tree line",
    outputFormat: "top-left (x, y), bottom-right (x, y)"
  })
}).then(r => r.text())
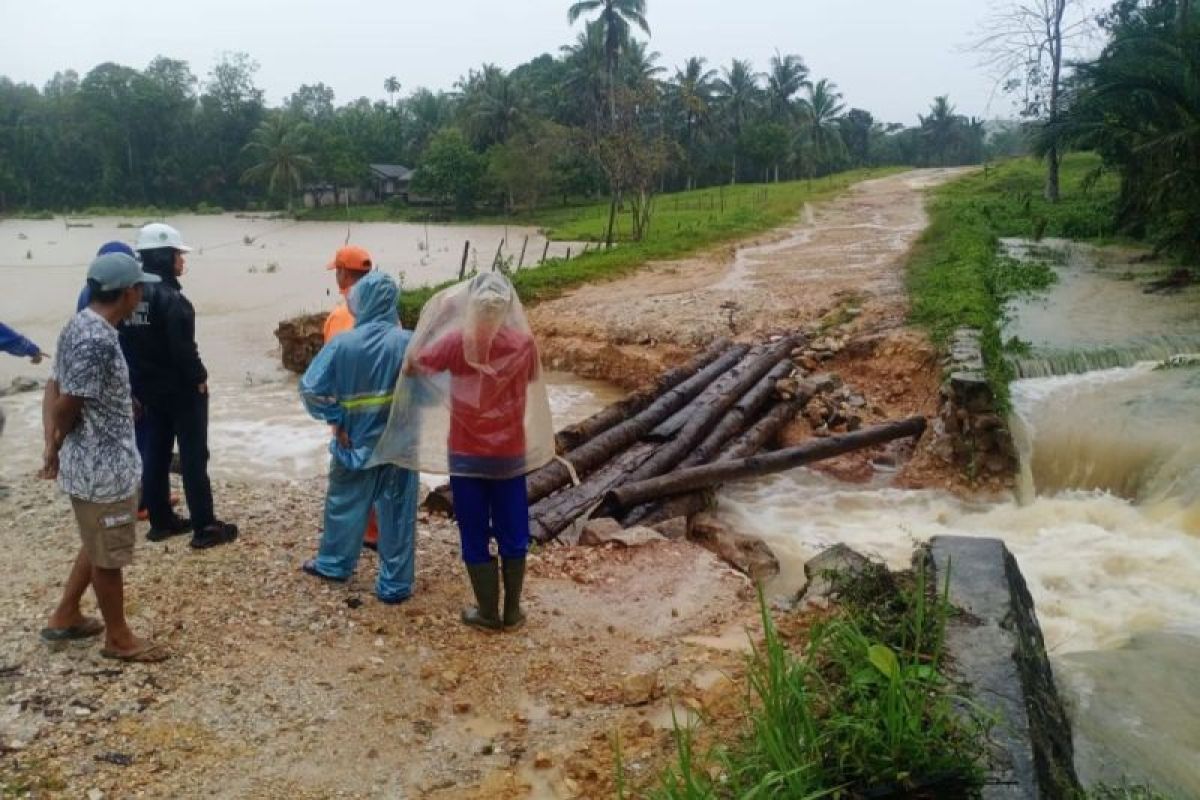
top-left (0, 1), bottom-right (1016, 218)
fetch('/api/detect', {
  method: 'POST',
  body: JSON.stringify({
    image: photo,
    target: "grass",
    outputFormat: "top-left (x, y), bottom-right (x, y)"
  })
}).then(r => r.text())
top-left (396, 168), bottom-right (901, 325)
top-left (650, 561), bottom-right (985, 799)
top-left (906, 153), bottom-right (1122, 408)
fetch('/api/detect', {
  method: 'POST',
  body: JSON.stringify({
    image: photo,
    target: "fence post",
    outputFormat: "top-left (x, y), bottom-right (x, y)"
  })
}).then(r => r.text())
top-left (565, 247), bottom-right (572, 261)
top-left (517, 235), bottom-right (529, 270)
top-left (459, 240), bottom-right (470, 280)
top-left (491, 240), bottom-right (504, 272)
top-left (540, 240), bottom-right (551, 264)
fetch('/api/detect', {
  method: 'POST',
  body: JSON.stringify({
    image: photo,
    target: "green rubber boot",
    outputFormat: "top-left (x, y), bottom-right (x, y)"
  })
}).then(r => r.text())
top-left (462, 559), bottom-right (502, 631)
top-left (501, 557), bottom-right (527, 630)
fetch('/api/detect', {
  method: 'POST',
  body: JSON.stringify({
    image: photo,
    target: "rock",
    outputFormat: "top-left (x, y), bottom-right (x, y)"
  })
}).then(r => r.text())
top-left (689, 513), bottom-right (779, 581)
top-left (534, 751), bottom-right (553, 769)
top-left (88, 790), bottom-right (104, 800)
top-left (799, 544), bottom-right (872, 603)
top-left (808, 372), bottom-right (842, 393)
top-left (651, 516), bottom-right (688, 541)
top-left (453, 700), bottom-right (471, 714)
top-left (580, 522), bottom-right (665, 548)
top-left (578, 518), bottom-right (621, 545)
top-left (620, 671), bottom-right (661, 706)
top-left (0, 376), bottom-right (41, 397)
top-left (775, 377), bottom-right (799, 399)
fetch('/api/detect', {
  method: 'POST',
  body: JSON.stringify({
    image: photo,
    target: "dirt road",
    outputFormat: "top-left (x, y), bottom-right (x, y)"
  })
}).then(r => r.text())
top-left (532, 169), bottom-right (970, 388)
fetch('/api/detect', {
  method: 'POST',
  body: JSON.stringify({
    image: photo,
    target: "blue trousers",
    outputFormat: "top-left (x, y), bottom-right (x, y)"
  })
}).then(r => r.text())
top-left (314, 459), bottom-right (419, 602)
top-left (449, 474), bottom-right (530, 565)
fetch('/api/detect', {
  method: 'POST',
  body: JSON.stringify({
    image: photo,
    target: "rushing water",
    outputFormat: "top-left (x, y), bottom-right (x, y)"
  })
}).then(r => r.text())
top-left (719, 239), bottom-right (1200, 795)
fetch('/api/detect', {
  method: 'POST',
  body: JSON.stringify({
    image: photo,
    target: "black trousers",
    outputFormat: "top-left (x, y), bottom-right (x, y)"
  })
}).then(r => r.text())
top-left (143, 391), bottom-right (215, 531)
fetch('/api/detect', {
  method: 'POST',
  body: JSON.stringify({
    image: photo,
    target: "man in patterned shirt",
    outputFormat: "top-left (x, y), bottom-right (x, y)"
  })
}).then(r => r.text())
top-left (39, 252), bottom-right (168, 662)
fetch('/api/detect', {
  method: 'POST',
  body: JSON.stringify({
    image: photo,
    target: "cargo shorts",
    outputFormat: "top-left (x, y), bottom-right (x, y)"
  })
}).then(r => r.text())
top-left (71, 496), bottom-right (137, 569)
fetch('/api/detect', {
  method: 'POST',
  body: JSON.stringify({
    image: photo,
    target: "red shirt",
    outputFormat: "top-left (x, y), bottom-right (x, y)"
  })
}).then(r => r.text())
top-left (417, 328), bottom-right (537, 458)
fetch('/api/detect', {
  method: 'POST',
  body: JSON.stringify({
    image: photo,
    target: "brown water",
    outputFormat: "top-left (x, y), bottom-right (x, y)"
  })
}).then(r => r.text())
top-left (718, 238), bottom-right (1200, 796)
top-left (0, 213), bottom-right (602, 482)
top-left (0, 213), bottom-right (578, 386)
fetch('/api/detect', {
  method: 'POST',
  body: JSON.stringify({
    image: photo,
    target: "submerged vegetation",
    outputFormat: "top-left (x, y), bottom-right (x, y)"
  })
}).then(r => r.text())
top-left (649, 562), bottom-right (985, 799)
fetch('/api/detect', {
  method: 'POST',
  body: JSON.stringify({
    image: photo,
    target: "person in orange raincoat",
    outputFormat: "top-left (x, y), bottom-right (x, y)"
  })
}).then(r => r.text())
top-left (324, 245), bottom-right (379, 549)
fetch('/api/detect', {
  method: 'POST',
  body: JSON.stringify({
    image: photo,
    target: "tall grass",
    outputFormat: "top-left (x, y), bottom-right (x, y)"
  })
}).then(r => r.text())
top-left (652, 562), bottom-right (984, 799)
top-left (906, 154), bottom-right (1121, 407)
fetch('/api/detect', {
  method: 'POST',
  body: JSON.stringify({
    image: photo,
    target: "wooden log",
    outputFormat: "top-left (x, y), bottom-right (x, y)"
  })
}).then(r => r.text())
top-left (529, 443), bottom-right (657, 542)
top-left (625, 396), bottom-right (808, 526)
top-left (604, 416), bottom-right (928, 512)
top-left (627, 336), bottom-right (799, 482)
top-left (459, 240), bottom-right (470, 280)
top-left (554, 338), bottom-right (732, 453)
top-left (526, 344), bottom-right (750, 503)
top-left (619, 368), bottom-right (808, 526)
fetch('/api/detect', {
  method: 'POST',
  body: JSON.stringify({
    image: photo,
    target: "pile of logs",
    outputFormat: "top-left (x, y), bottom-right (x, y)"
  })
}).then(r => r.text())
top-left (426, 336), bottom-right (927, 542)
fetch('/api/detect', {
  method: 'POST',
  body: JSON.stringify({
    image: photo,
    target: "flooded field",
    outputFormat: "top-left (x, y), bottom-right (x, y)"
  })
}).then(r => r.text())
top-left (0, 213), bottom-right (577, 386)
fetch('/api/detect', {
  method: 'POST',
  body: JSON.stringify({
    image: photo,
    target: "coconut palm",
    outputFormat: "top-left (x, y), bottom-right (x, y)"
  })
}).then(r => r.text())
top-left (561, 20), bottom-right (609, 131)
top-left (765, 52), bottom-right (809, 120)
top-left (567, 0), bottom-right (651, 122)
top-left (798, 78), bottom-right (846, 177)
top-left (918, 95), bottom-right (960, 166)
top-left (670, 56), bottom-right (718, 188)
top-left (384, 76), bottom-right (400, 107)
top-left (241, 114), bottom-right (314, 212)
top-left (457, 64), bottom-right (526, 148)
top-left (715, 58), bottom-right (761, 183)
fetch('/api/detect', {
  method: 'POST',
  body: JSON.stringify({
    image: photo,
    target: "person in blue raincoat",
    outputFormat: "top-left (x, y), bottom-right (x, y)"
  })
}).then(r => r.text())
top-left (298, 270), bottom-right (419, 604)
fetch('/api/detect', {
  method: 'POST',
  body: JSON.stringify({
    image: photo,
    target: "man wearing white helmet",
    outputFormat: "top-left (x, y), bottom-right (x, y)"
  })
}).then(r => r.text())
top-left (123, 223), bottom-right (238, 549)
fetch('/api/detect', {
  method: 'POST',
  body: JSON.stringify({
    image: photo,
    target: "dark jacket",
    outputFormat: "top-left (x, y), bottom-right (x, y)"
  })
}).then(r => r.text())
top-left (119, 261), bottom-right (207, 399)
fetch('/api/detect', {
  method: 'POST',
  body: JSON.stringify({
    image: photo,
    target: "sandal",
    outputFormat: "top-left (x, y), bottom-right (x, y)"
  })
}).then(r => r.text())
top-left (40, 617), bottom-right (104, 642)
top-left (302, 559), bottom-right (346, 583)
top-left (100, 641), bottom-right (169, 663)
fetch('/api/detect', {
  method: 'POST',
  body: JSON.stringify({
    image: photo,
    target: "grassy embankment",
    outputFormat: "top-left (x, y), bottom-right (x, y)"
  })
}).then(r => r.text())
top-left (906, 153), bottom-right (1120, 407)
top-left (394, 168), bottom-right (901, 325)
top-left (645, 562), bottom-right (986, 799)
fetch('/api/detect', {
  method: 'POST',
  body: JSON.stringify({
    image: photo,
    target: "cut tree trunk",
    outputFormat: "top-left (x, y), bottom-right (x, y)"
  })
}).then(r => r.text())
top-left (525, 344), bottom-right (750, 503)
top-left (629, 337), bottom-right (799, 480)
top-left (555, 338), bottom-right (732, 452)
top-left (529, 442), bottom-right (657, 542)
top-left (604, 416), bottom-right (927, 513)
top-left (621, 374), bottom-right (815, 527)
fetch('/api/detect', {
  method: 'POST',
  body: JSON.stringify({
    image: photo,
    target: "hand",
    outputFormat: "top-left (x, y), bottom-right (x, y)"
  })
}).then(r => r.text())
top-left (132, 397), bottom-right (144, 421)
top-left (39, 444), bottom-right (59, 480)
top-left (30, 352), bottom-right (46, 365)
top-left (198, 382), bottom-right (208, 395)
top-left (336, 428), bottom-right (352, 449)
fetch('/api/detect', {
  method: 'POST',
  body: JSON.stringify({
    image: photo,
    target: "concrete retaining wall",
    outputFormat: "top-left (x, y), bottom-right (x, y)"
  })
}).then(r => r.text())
top-left (929, 536), bottom-right (1081, 799)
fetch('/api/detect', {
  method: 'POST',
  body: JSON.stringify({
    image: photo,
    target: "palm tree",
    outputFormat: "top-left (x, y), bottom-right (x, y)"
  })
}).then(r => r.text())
top-left (621, 38), bottom-right (665, 91)
top-left (561, 20), bottom-right (609, 132)
top-left (919, 95), bottom-right (960, 166)
top-left (457, 64), bottom-right (525, 148)
top-left (671, 56), bottom-right (718, 188)
top-left (241, 114), bottom-right (314, 213)
top-left (798, 78), bottom-right (846, 177)
top-left (384, 76), bottom-right (401, 107)
top-left (765, 52), bottom-right (809, 120)
top-left (567, 0), bottom-right (651, 123)
top-left (715, 58), bottom-right (760, 183)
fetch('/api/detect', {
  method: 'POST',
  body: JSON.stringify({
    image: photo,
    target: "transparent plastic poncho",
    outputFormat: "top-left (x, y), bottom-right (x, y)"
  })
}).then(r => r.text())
top-left (371, 272), bottom-right (555, 479)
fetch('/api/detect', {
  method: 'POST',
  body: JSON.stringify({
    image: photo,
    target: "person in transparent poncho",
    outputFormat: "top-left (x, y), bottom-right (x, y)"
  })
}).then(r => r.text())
top-left (375, 272), bottom-right (553, 631)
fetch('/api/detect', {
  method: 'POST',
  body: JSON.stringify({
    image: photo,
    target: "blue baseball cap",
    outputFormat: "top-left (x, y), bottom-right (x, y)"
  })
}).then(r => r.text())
top-left (87, 252), bottom-right (161, 291)
top-left (97, 241), bottom-right (137, 258)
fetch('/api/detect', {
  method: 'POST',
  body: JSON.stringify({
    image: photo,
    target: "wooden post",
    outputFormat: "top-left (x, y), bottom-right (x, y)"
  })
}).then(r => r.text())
top-left (491, 240), bottom-right (504, 272)
top-left (517, 235), bottom-right (529, 270)
top-left (720, 185), bottom-right (725, 214)
top-left (565, 247), bottom-right (572, 261)
top-left (459, 240), bottom-right (470, 280)
top-left (540, 240), bottom-right (551, 264)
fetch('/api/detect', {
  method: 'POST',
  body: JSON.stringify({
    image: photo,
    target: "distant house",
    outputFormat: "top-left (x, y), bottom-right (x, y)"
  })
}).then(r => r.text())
top-left (369, 164), bottom-right (414, 202)
top-left (301, 183), bottom-right (373, 209)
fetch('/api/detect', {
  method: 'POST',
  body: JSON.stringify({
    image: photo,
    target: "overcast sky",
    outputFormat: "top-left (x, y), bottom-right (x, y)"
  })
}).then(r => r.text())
top-left (0, 0), bottom-right (1104, 125)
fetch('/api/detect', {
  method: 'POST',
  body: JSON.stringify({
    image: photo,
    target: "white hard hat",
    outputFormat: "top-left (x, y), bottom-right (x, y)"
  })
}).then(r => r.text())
top-left (136, 223), bottom-right (192, 253)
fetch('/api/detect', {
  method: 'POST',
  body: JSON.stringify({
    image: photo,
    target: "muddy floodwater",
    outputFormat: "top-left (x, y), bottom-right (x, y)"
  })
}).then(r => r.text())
top-left (0, 213), bottom-right (578, 386)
